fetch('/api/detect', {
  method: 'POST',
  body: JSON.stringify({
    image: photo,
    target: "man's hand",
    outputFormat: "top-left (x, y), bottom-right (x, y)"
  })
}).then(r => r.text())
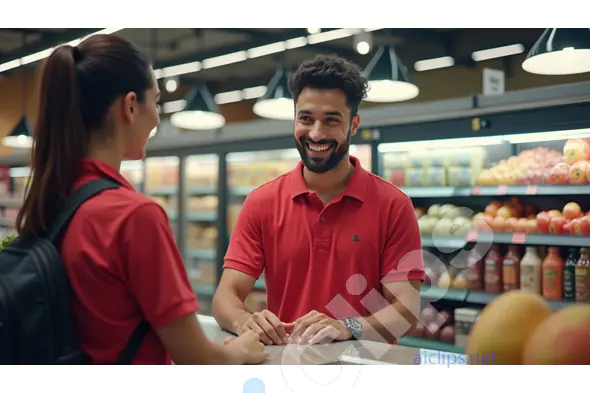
top-left (234, 309), bottom-right (290, 345)
top-left (288, 310), bottom-right (352, 345)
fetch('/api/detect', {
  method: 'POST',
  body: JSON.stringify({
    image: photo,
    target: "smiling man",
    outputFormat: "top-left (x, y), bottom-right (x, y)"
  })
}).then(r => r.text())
top-left (212, 55), bottom-right (424, 347)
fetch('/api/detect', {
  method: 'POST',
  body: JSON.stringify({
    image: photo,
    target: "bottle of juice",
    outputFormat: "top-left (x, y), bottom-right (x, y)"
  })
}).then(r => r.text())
top-left (520, 247), bottom-right (542, 294)
top-left (575, 248), bottom-right (590, 303)
top-left (563, 247), bottom-right (578, 302)
top-left (484, 245), bottom-right (503, 294)
top-left (543, 247), bottom-right (564, 301)
top-left (503, 246), bottom-right (521, 292)
top-left (467, 247), bottom-right (485, 291)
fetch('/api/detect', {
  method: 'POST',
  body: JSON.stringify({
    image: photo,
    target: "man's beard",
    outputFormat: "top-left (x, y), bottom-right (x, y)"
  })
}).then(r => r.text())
top-left (294, 128), bottom-right (351, 174)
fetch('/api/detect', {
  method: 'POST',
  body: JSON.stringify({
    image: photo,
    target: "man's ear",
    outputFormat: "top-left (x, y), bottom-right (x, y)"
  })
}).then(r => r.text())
top-left (350, 114), bottom-right (360, 137)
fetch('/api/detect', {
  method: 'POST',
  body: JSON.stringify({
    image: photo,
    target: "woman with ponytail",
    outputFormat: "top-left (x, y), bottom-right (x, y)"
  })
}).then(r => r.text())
top-left (15, 34), bottom-right (266, 365)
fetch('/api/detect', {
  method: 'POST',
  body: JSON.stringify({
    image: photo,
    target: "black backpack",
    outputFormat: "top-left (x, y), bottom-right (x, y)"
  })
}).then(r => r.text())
top-left (0, 178), bottom-right (150, 365)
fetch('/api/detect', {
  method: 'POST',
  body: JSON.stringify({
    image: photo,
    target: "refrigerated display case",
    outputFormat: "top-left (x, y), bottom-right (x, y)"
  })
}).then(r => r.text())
top-left (120, 160), bottom-right (144, 192)
top-left (184, 154), bottom-right (219, 315)
top-left (376, 127), bottom-right (590, 353)
top-left (0, 166), bottom-right (26, 237)
top-left (144, 156), bottom-right (179, 229)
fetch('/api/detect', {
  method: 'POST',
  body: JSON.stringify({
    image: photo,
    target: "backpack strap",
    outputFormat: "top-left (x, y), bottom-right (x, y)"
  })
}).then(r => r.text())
top-left (116, 320), bottom-right (151, 365)
top-left (45, 178), bottom-right (121, 244)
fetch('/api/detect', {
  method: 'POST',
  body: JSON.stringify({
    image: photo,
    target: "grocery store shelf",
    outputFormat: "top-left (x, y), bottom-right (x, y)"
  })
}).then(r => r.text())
top-left (422, 233), bottom-right (590, 248)
top-left (187, 248), bottom-right (216, 260)
top-left (168, 211), bottom-right (217, 222)
top-left (0, 198), bottom-right (22, 208)
top-left (397, 336), bottom-right (463, 354)
top-left (402, 184), bottom-right (590, 198)
top-left (231, 186), bottom-right (256, 197)
top-left (194, 283), bottom-right (215, 298)
top-left (420, 285), bottom-right (468, 303)
top-left (0, 216), bottom-right (15, 227)
top-left (421, 236), bottom-right (466, 249)
top-left (464, 290), bottom-right (574, 310)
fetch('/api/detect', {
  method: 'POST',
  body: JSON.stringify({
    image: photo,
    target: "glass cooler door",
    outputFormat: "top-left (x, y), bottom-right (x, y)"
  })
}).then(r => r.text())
top-left (144, 156), bottom-right (180, 238)
top-left (184, 154), bottom-right (219, 315)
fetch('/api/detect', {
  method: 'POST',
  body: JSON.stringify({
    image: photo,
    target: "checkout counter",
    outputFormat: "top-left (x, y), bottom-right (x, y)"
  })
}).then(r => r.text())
top-left (196, 314), bottom-right (468, 366)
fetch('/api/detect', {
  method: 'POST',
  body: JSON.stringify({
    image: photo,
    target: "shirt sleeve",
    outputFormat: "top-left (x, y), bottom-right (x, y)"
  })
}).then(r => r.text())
top-left (381, 195), bottom-right (425, 284)
top-left (223, 192), bottom-right (265, 279)
top-left (117, 202), bottom-right (199, 330)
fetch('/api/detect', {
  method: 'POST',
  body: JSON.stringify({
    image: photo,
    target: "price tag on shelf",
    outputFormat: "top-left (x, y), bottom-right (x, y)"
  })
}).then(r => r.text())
top-left (512, 233), bottom-right (526, 244)
top-left (471, 186), bottom-right (481, 195)
top-left (525, 185), bottom-right (538, 195)
top-left (467, 231), bottom-right (478, 242)
top-left (496, 185), bottom-right (508, 195)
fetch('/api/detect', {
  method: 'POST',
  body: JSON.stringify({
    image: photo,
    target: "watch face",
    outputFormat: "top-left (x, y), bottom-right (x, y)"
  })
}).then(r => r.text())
top-left (348, 318), bottom-right (363, 331)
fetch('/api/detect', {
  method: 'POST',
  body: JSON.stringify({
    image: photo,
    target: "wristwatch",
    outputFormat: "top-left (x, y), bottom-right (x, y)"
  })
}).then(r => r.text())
top-left (340, 317), bottom-right (363, 340)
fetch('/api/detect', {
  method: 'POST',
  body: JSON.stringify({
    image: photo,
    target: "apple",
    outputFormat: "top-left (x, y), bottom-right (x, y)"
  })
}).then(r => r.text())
top-left (563, 139), bottom-right (590, 165)
top-left (549, 163), bottom-right (570, 184)
top-left (496, 206), bottom-right (513, 219)
top-left (548, 216), bottom-right (567, 235)
top-left (526, 219), bottom-right (538, 233)
top-left (564, 221), bottom-right (573, 235)
top-left (485, 204), bottom-right (499, 218)
top-left (563, 202), bottom-right (583, 220)
top-left (536, 212), bottom-right (551, 233)
top-left (569, 161), bottom-right (589, 184)
top-left (576, 216), bottom-right (590, 236)
top-left (504, 217), bottom-right (518, 232)
top-left (492, 216), bottom-right (506, 232)
top-left (548, 210), bottom-right (562, 218)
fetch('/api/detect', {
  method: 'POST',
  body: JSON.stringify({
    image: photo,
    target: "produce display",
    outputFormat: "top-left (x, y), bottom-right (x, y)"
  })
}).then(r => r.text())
top-left (477, 140), bottom-right (590, 186)
top-left (477, 147), bottom-right (562, 185)
top-left (469, 198), bottom-right (590, 236)
top-left (416, 204), bottom-right (473, 237)
top-left (465, 291), bottom-right (590, 364)
top-left (383, 147), bottom-right (486, 187)
top-left (410, 307), bottom-right (456, 344)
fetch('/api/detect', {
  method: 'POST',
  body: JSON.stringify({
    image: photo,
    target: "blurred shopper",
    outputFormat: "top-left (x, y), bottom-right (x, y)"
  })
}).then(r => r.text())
top-left (15, 34), bottom-right (266, 365)
top-left (213, 55), bottom-right (424, 346)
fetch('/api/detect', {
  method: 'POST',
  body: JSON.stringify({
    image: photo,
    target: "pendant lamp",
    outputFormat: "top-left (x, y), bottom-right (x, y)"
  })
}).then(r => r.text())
top-left (170, 85), bottom-right (226, 131)
top-left (522, 28), bottom-right (590, 75)
top-left (3, 116), bottom-right (33, 148)
top-left (253, 68), bottom-right (294, 121)
top-left (364, 45), bottom-right (419, 102)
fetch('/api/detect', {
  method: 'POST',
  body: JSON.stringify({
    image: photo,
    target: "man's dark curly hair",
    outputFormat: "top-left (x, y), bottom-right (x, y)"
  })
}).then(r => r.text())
top-left (288, 55), bottom-right (369, 118)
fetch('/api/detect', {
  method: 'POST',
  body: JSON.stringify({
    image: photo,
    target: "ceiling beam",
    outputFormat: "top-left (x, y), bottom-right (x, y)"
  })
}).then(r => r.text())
top-left (0, 28), bottom-right (100, 64)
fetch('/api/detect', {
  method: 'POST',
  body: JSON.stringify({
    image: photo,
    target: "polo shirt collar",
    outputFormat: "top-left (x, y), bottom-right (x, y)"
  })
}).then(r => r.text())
top-left (79, 158), bottom-right (136, 191)
top-left (289, 155), bottom-right (368, 202)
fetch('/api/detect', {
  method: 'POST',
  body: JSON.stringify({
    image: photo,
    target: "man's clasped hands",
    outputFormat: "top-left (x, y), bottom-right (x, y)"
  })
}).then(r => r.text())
top-left (233, 310), bottom-right (353, 345)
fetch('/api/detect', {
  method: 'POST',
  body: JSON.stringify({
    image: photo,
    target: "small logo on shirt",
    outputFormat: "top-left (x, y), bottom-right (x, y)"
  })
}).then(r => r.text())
top-left (352, 234), bottom-right (360, 242)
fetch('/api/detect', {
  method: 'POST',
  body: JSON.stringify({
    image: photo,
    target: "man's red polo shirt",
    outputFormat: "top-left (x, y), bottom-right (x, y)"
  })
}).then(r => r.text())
top-left (224, 155), bottom-right (424, 324)
top-left (60, 158), bottom-right (199, 364)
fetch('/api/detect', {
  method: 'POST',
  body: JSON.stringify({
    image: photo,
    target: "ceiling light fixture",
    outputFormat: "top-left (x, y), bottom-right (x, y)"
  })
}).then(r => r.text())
top-left (3, 116), bottom-right (33, 148)
top-left (522, 28), bottom-right (590, 75)
top-left (364, 45), bottom-right (419, 102)
top-left (253, 68), bottom-right (294, 121)
top-left (170, 85), bottom-right (226, 130)
top-left (471, 43), bottom-right (525, 62)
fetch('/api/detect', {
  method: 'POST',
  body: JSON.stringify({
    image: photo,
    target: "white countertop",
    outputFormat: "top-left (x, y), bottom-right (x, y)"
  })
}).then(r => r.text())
top-left (196, 314), bottom-right (466, 366)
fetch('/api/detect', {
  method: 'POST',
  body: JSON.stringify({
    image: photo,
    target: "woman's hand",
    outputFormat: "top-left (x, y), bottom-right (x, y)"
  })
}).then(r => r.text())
top-left (224, 331), bottom-right (269, 364)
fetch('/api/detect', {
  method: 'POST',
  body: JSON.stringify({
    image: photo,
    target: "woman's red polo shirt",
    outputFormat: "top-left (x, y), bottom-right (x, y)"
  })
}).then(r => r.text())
top-left (60, 158), bottom-right (199, 364)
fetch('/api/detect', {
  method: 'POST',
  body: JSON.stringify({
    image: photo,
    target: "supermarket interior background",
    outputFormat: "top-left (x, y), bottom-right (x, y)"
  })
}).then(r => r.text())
top-left (1, 26), bottom-right (590, 367)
